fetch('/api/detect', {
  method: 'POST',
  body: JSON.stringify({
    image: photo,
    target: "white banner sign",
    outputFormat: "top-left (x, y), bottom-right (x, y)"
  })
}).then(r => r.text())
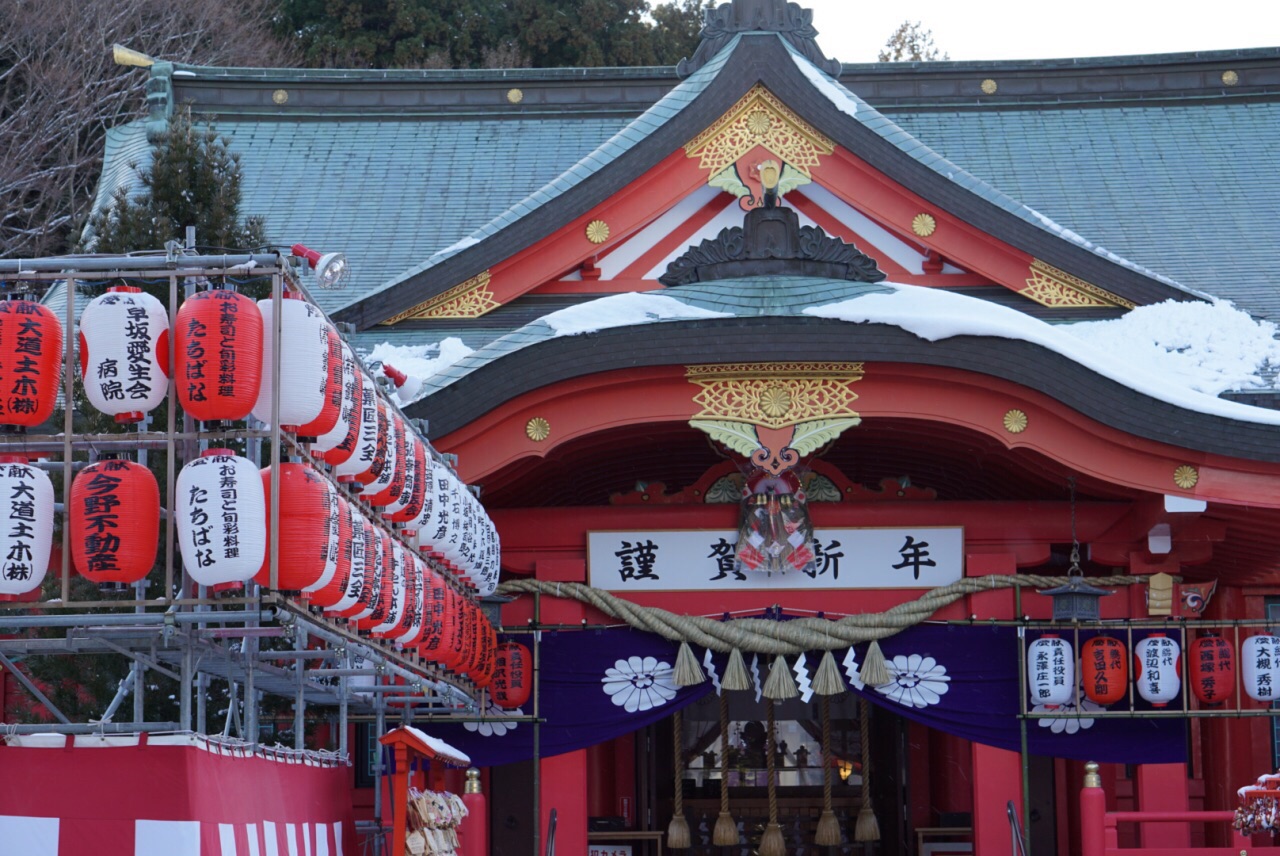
top-left (587, 527), bottom-right (963, 591)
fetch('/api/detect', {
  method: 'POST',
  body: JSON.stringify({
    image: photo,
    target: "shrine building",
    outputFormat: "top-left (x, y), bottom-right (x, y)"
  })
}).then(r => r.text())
top-left (84, 2), bottom-right (1280, 853)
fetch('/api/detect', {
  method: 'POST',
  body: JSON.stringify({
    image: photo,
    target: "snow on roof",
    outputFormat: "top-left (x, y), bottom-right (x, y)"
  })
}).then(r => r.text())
top-left (369, 338), bottom-right (473, 386)
top-left (403, 725), bottom-right (470, 766)
top-left (540, 292), bottom-right (732, 336)
top-left (791, 53), bottom-right (857, 119)
top-left (803, 283), bottom-right (1280, 425)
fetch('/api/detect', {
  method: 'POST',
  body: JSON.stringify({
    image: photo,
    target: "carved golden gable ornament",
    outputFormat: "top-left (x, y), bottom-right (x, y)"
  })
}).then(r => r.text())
top-left (379, 271), bottom-right (499, 324)
top-left (684, 84), bottom-right (835, 179)
top-left (1022, 259), bottom-right (1135, 310)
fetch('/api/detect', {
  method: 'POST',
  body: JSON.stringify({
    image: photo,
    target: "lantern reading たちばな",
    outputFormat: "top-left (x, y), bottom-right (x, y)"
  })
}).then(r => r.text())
top-left (70, 459), bottom-right (158, 585)
top-left (1028, 635), bottom-right (1074, 708)
top-left (1080, 636), bottom-right (1127, 706)
top-left (0, 457), bottom-right (54, 597)
top-left (1242, 635), bottom-right (1280, 702)
top-left (176, 451), bottom-right (267, 587)
top-left (1189, 633), bottom-right (1235, 705)
top-left (1135, 634), bottom-right (1181, 707)
top-left (175, 289), bottom-right (263, 422)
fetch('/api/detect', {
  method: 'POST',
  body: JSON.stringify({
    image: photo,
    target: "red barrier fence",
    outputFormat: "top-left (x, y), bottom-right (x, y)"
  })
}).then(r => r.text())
top-left (0, 734), bottom-right (354, 855)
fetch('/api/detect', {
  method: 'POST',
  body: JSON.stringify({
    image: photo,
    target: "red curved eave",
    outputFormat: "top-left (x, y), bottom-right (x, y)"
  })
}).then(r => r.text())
top-left (437, 362), bottom-right (1280, 509)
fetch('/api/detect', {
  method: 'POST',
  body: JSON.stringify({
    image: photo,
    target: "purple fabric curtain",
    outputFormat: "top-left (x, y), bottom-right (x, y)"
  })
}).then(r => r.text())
top-left (420, 622), bottom-right (1185, 767)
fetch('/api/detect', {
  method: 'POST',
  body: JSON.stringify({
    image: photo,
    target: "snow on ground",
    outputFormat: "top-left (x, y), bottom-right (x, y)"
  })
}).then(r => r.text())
top-left (540, 292), bottom-right (731, 336)
top-left (803, 283), bottom-right (1280, 425)
top-left (368, 337), bottom-right (473, 387)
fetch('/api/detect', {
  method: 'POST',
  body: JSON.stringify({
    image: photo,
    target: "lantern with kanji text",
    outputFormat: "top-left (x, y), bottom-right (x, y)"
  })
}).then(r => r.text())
top-left (1135, 633), bottom-right (1181, 707)
top-left (1242, 635), bottom-right (1280, 702)
top-left (324, 507), bottom-right (371, 618)
top-left (314, 343), bottom-right (362, 467)
top-left (176, 451), bottom-right (267, 587)
top-left (369, 540), bottom-right (408, 637)
top-left (175, 288), bottom-right (263, 422)
top-left (492, 642), bottom-right (531, 709)
top-left (294, 324), bottom-right (343, 439)
top-left (252, 294), bottom-right (330, 431)
top-left (0, 456), bottom-right (54, 597)
top-left (306, 489), bottom-right (355, 609)
top-left (79, 286), bottom-right (169, 424)
top-left (1027, 634), bottom-right (1074, 708)
top-left (1080, 636), bottom-right (1127, 706)
top-left (254, 462), bottom-right (334, 591)
top-left (355, 532), bottom-right (396, 632)
top-left (361, 410), bottom-right (406, 507)
top-left (0, 298), bottom-right (63, 429)
top-left (70, 458), bottom-right (158, 585)
top-left (334, 380), bottom-right (385, 484)
top-left (1189, 633), bottom-right (1235, 705)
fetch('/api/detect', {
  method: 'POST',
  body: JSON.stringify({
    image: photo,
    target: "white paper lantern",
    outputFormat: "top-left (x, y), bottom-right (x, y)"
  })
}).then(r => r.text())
top-left (314, 343), bottom-right (361, 466)
top-left (1027, 635), bottom-right (1074, 708)
top-left (1242, 635), bottom-right (1280, 702)
top-left (252, 295), bottom-right (330, 430)
top-left (0, 458), bottom-right (54, 597)
top-left (176, 451), bottom-right (267, 586)
top-left (413, 465), bottom-right (452, 559)
top-left (394, 556), bottom-right (427, 646)
top-left (1135, 633), bottom-right (1181, 707)
top-left (323, 504), bottom-right (368, 616)
top-left (371, 541), bottom-right (407, 635)
top-left (359, 405), bottom-right (400, 506)
top-left (303, 479), bottom-right (342, 594)
top-left (384, 431), bottom-right (419, 520)
top-left (80, 287), bottom-right (170, 423)
top-left (335, 380), bottom-right (381, 483)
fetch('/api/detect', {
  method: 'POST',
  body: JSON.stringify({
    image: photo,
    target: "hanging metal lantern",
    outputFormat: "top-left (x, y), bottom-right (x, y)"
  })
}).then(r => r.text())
top-left (0, 298), bottom-right (63, 429)
top-left (1242, 635), bottom-right (1280, 702)
top-left (0, 456), bottom-right (54, 597)
top-left (1027, 634), bottom-right (1074, 708)
top-left (492, 641), bottom-right (532, 709)
top-left (175, 288), bottom-right (263, 423)
top-left (334, 379), bottom-right (384, 484)
top-left (1189, 633), bottom-right (1235, 705)
top-left (1135, 633), bottom-right (1181, 707)
top-left (70, 458), bottom-right (158, 585)
top-left (314, 343), bottom-right (362, 467)
top-left (175, 450), bottom-right (267, 587)
top-left (1080, 636), bottom-right (1128, 706)
top-left (252, 294), bottom-right (330, 432)
top-left (79, 286), bottom-right (169, 424)
top-left (254, 462), bottom-right (333, 591)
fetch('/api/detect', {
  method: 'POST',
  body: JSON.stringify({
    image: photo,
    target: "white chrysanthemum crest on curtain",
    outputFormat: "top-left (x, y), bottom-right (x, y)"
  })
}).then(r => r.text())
top-left (602, 656), bottom-right (678, 712)
top-left (874, 654), bottom-right (950, 708)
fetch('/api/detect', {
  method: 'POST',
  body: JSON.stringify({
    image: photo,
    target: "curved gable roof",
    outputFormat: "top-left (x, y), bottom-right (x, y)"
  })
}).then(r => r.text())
top-left (335, 33), bottom-right (1203, 329)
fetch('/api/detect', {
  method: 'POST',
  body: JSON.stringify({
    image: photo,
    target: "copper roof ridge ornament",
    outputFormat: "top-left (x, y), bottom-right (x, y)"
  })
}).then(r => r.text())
top-left (677, 0), bottom-right (842, 78)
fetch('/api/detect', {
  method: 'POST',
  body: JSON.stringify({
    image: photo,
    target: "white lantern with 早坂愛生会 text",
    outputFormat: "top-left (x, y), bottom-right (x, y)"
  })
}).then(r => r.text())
top-left (79, 286), bottom-right (169, 424)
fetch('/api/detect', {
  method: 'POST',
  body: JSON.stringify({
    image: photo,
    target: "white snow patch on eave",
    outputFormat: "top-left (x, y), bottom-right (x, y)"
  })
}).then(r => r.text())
top-left (541, 292), bottom-right (732, 336)
top-left (803, 283), bottom-right (1280, 426)
top-left (792, 55), bottom-right (858, 118)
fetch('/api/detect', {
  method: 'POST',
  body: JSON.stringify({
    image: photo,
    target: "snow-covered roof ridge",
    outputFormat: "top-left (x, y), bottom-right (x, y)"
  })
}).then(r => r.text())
top-left (782, 40), bottom-right (1208, 302)
top-left (804, 282), bottom-right (1280, 426)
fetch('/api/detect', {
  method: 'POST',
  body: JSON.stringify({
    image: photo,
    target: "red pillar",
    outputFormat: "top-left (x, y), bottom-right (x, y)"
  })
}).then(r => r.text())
top-left (1080, 762), bottom-right (1106, 856)
top-left (1135, 762), bottom-right (1190, 847)
top-left (971, 741), bottom-right (1022, 856)
top-left (541, 749), bottom-right (589, 855)
top-left (390, 745), bottom-right (410, 856)
top-left (459, 768), bottom-right (489, 856)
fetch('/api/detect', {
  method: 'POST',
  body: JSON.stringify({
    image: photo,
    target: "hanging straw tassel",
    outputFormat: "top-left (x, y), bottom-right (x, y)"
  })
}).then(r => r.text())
top-left (858, 639), bottom-right (891, 687)
top-left (855, 698), bottom-right (880, 842)
top-left (812, 649), bottom-right (845, 696)
top-left (712, 689), bottom-right (739, 846)
top-left (722, 647), bottom-right (752, 692)
top-left (758, 697), bottom-right (787, 856)
top-left (673, 641), bottom-right (706, 687)
top-left (762, 654), bottom-right (799, 700)
top-left (668, 709), bottom-right (692, 848)
top-left (814, 695), bottom-right (842, 846)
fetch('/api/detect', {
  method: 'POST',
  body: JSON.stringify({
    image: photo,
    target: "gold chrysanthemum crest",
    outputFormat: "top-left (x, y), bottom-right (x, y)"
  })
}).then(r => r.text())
top-left (507, 88), bottom-right (524, 103)
top-left (1173, 465), bottom-right (1199, 490)
top-left (683, 84), bottom-right (834, 179)
top-left (686, 362), bottom-right (863, 430)
top-left (525, 417), bottom-right (550, 442)
top-left (912, 213), bottom-right (937, 238)
top-left (585, 219), bottom-right (610, 244)
top-left (1003, 409), bottom-right (1028, 434)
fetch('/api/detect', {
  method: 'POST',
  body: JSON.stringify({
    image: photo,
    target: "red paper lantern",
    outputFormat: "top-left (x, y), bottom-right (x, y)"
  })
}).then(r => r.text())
top-left (334, 380), bottom-right (384, 484)
top-left (419, 572), bottom-right (459, 667)
top-left (79, 286), bottom-right (169, 424)
top-left (1189, 633), bottom-right (1235, 705)
top-left (445, 592), bottom-right (474, 675)
top-left (0, 455), bottom-right (55, 597)
top-left (294, 324), bottom-right (342, 438)
top-left (492, 642), bottom-right (531, 709)
top-left (70, 458), bottom-right (158, 585)
top-left (392, 555), bottom-right (427, 646)
top-left (315, 344), bottom-right (362, 467)
top-left (355, 531), bottom-right (396, 631)
top-left (332, 515), bottom-right (380, 621)
top-left (370, 540), bottom-right (408, 637)
top-left (0, 298), bottom-right (63, 428)
top-left (175, 289), bottom-right (263, 422)
top-left (254, 463), bottom-right (332, 591)
top-left (1080, 636), bottom-right (1128, 706)
top-left (471, 617), bottom-right (496, 688)
top-left (308, 491), bottom-right (355, 609)
top-left (387, 432), bottom-right (428, 525)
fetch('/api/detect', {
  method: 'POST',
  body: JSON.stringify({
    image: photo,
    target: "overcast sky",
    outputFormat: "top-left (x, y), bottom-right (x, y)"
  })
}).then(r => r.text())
top-left (803, 0), bottom-right (1280, 63)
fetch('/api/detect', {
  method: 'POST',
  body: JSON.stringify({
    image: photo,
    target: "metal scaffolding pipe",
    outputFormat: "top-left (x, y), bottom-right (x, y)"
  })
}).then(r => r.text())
top-left (0, 253), bottom-right (281, 274)
top-left (0, 722), bottom-right (182, 735)
top-left (0, 610), bottom-right (275, 629)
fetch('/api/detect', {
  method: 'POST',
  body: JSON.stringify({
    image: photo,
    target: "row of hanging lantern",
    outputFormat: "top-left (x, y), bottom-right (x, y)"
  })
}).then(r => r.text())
top-left (1029, 632), bottom-right (1280, 708)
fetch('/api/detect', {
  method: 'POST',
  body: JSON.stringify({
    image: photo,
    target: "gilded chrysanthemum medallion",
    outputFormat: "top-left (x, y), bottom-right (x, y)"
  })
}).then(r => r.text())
top-left (525, 417), bottom-right (550, 442)
top-left (1173, 465), bottom-right (1199, 490)
top-left (585, 219), bottom-right (610, 244)
top-left (746, 110), bottom-right (773, 135)
top-left (758, 385), bottom-right (793, 418)
top-left (1003, 409), bottom-right (1028, 434)
top-left (912, 213), bottom-right (937, 238)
